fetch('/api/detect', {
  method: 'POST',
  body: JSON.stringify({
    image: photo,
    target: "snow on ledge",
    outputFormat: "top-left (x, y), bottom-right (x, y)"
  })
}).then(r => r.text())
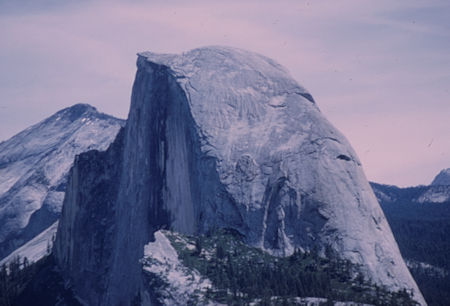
top-left (0, 221), bottom-right (58, 266)
top-left (141, 230), bottom-right (214, 305)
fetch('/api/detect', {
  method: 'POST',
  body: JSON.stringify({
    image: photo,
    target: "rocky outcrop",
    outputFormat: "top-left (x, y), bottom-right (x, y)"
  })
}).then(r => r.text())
top-left (0, 104), bottom-right (124, 260)
top-left (431, 168), bottom-right (450, 186)
top-left (54, 47), bottom-right (425, 305)
top-left (424, 168), bottom-right (450, 203)
top-left (417, 185), bottom-right (450, 204)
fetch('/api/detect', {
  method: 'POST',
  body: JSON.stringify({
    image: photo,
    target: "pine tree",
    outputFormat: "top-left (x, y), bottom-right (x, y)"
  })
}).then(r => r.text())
top-left (194, 237), bottom-right (202, 256)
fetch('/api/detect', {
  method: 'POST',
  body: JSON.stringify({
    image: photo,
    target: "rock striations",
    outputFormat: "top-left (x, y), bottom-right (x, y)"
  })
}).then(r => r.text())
top-left (0, 104), bottom-right (124, 261)
top-left (54, 47), bottom-right (425, 305)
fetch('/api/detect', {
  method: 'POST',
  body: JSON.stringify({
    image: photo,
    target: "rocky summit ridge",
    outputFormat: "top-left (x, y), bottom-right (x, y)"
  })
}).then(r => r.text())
top-left (53, 46), bottom-right (425, 305)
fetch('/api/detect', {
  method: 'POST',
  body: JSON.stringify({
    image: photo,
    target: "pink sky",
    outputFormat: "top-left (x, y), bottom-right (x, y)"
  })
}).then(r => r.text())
top-left (0, 0), bottom-right (449, 187)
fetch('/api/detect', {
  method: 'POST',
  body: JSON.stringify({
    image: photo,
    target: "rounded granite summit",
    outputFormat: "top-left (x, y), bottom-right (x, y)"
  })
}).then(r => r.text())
top-left (139, 46), bottom-right (315, 103)
top-left (55, 46), bottom-right (426, 305)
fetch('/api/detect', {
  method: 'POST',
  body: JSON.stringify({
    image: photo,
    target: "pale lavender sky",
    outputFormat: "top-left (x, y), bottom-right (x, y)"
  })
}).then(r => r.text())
top-left (0, 0), bottom-right (449, 187)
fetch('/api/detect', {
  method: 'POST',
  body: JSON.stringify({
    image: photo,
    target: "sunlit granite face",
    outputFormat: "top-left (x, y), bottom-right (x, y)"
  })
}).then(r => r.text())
top-left (54, 46), bottom-right (425, 305)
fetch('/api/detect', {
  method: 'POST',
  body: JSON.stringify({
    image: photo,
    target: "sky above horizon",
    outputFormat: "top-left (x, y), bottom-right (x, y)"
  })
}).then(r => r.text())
top-left (0, 0), bottom-right (449, 187)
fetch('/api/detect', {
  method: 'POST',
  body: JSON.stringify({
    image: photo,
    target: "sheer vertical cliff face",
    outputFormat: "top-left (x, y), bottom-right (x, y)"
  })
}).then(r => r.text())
top-left (54, 47), bottom-right (424, 305)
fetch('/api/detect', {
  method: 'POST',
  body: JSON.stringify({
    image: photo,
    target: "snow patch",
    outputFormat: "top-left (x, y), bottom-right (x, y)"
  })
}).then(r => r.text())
top-left (142, 230), bottom-right (213, 305)
top-left (0, 221), bottom-right (58, 266)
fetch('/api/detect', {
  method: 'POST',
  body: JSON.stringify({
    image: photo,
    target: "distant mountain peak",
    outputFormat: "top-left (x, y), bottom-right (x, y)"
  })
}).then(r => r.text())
top-left (65, 103), bottom-right (97, 113)
top-left (431, 168), bottom-right (450, 186)
top-left (0, 104), bottom-right (124, 261)
top-left (54, 103), bottom-right (98, 122)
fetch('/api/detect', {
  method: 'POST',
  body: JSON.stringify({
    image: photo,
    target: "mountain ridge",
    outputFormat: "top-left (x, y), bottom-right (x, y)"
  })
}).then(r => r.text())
top-left (0, 103), bottom-right (124, 260)
top-left (371, 168), bottom-right (450, 205)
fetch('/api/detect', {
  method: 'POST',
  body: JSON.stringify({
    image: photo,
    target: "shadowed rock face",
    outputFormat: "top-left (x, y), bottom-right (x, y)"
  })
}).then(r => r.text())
top-left (54, 46), bottom-right (425, 305)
